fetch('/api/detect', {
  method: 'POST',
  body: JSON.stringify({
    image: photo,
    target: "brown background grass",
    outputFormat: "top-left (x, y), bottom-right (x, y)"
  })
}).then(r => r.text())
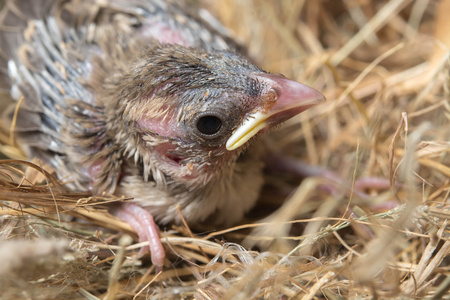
top-left (0, 0), bottom-right (449, 299)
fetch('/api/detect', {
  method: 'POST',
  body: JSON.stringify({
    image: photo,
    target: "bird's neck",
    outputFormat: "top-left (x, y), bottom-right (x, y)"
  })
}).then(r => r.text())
top-left (118, 143), bottom-right (265, 225)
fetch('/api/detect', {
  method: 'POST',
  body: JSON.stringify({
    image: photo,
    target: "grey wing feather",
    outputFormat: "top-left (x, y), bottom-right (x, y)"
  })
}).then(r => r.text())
top-left (0, 0), bottom-right (94, 186)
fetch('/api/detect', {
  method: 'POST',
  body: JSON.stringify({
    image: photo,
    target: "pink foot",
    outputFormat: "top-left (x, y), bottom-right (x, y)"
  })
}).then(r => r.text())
top-left (320, 170), bottom-right (392, 199)
top-left (265, 152), bottom-right (395, 199)
top-left (114, 203), bottom-right (165, 270)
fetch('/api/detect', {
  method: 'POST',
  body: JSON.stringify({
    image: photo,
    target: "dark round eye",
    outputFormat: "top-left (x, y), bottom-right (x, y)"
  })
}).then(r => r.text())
top-left (196, 115), bottom-right (222, 135)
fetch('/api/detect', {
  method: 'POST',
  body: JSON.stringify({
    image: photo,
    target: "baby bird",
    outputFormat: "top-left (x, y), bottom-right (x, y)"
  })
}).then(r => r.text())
top-left (0, 0), bottom-right (324, 268)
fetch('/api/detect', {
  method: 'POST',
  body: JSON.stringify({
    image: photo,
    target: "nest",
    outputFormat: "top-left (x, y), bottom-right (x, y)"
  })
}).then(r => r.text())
top-left (0, 0), bottom-right (449, 299)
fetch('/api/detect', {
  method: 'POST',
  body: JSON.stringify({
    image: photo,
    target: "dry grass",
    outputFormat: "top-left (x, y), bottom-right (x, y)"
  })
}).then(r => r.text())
top-left (1, 0), bottom-right (449, 299)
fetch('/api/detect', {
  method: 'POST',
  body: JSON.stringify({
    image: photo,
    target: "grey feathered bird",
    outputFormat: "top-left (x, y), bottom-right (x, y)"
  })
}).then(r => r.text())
top-left (0, 0), bottom-right (324, 268)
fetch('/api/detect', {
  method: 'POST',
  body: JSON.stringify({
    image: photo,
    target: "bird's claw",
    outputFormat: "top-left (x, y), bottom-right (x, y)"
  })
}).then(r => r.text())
top-left (114, 203), bottom-right (166, 269)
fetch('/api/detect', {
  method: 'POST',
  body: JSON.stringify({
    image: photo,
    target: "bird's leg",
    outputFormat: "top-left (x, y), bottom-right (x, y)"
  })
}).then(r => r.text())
top-left (114, 203), bottom-right (165, 270)
top-left (265, 152), bottom-right (393, 199)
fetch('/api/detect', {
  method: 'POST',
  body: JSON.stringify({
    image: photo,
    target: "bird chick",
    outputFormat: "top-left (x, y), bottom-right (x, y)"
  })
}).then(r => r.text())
top-left (0, 0), bottom-right (324, 268)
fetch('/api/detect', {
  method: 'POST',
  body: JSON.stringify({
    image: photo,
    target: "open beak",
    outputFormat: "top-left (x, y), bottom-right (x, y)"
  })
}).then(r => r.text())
top-left (226, 74), bottom-right (325, 151)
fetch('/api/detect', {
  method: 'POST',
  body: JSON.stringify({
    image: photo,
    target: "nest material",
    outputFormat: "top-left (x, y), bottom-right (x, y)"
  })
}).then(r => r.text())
top-left (1, 0), bottom-right (449, 299)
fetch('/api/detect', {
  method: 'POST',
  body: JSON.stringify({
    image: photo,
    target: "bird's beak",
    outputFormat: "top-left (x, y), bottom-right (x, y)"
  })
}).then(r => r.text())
top-left (226, 74), bottom-right (325, 151)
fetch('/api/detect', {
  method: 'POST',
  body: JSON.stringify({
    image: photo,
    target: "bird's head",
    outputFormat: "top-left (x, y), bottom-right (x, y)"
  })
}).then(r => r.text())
top-left (106, 44), bottom-right (324, 189)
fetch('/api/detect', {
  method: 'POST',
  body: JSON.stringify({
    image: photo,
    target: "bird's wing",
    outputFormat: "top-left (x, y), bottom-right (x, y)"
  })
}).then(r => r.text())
top-left (1, 0), bottom-right (100, 190)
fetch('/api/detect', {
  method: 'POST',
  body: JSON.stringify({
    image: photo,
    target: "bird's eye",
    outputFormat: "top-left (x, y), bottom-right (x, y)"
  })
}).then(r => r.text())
top-left (196, 115), bottom-right (222, 135)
